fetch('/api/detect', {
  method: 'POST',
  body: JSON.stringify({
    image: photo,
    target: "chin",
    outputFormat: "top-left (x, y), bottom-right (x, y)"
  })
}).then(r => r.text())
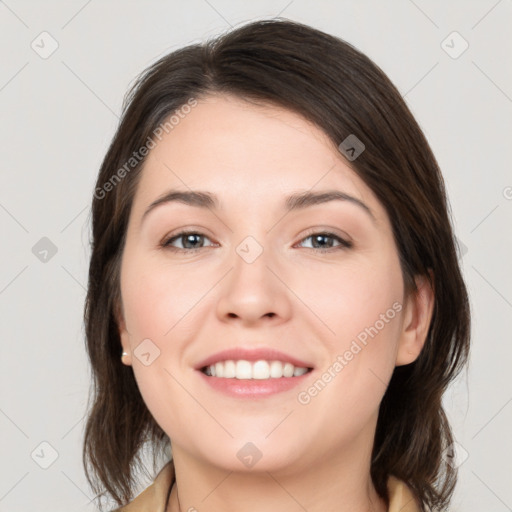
top-left (197, 437), bottom-right (305, 474)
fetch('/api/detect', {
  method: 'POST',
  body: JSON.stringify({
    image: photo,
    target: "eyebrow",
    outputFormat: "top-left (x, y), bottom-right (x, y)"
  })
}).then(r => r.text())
top-left (141, 189), bottom-right (376, 224)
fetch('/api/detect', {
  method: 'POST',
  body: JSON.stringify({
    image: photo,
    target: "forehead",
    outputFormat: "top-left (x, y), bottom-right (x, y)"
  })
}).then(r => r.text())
top-left (131, 94), bottom-right (385, 222)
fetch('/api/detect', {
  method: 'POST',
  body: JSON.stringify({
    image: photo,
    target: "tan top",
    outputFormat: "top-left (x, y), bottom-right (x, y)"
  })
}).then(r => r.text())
top-left (113, 461), bottom-right (421, 511)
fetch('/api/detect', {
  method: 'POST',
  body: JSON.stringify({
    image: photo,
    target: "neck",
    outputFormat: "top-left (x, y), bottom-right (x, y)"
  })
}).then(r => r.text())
top-left (166, 422), bottom-right (387, 512)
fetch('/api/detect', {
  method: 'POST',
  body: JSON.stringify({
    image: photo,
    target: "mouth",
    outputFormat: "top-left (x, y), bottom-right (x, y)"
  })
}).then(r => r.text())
top-left (200, 359), bottom-right (314, 379)
top-left (194, 347), bottom-right (315, 397)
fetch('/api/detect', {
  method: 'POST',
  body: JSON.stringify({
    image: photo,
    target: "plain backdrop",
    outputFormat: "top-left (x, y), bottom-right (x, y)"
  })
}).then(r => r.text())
top-left (1, 1), bottom-right (511, 511)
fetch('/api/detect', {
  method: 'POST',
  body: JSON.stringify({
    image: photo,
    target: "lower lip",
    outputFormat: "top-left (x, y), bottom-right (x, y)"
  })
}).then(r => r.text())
top-left (197, 370), bottom-right (313, 398)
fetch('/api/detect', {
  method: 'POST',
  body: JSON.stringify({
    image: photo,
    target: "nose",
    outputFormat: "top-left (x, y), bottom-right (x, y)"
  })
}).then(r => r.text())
top-left (215, 243), bottom-right (292, 327)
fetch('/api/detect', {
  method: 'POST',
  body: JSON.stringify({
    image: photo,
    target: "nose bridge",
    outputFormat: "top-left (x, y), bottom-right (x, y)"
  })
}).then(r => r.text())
top-left (231, 233), bottom-right (275, 298)
top-left (216, 232), bottom-right (290, 324)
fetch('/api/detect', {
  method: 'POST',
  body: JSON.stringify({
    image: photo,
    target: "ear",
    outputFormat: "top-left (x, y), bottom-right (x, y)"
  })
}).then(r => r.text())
top-left (395, 270), bottom-right (435, 366)
top-left (115, 299), bottom-right (132, 366)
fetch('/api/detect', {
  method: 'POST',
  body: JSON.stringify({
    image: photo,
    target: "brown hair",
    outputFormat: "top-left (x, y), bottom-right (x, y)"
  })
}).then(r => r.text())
top-left (83, 18), bottom-right (470, 511)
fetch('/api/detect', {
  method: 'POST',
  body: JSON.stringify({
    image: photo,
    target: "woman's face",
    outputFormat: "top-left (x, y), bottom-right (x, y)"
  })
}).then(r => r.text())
top-left (118, 93), bottom-right (421, 475)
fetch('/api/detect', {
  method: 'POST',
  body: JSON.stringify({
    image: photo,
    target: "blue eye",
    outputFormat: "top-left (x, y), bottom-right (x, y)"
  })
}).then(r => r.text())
top-left (297, 232), bottom-right (353, 251)
top-left (161, 230), bottom-right (352, 253)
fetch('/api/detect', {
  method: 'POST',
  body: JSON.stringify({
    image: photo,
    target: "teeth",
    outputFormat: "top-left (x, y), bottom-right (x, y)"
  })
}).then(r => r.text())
top-left (250, 360), bottom-right (268, 379)
top-left (293, 366), bottom-right (308, 377)
top-left (203, 360), bottom-right (309, 379)
top-left (224, 360), bottom-right (236, 378)
top-left (236, 360), bottom-right (253, 379)
top-left (283, 362), bottom-right (294, 377)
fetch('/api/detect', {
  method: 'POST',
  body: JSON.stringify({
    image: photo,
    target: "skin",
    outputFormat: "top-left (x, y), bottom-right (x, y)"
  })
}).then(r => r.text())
top-left (118, 93), bottom-right (434, 512)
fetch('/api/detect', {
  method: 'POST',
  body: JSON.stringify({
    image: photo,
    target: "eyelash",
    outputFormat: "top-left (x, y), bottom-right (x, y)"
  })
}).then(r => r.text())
top-left (160, 229), bottom-right (353, 253)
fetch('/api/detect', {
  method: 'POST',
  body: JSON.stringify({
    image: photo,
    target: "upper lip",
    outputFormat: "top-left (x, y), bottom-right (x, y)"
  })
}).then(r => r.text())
top-left (194, 347), bottom-right (314, 370)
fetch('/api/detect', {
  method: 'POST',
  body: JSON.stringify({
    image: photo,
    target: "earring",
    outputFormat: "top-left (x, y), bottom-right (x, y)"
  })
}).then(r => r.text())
top-left (121, 351), bottom-right (129, 359)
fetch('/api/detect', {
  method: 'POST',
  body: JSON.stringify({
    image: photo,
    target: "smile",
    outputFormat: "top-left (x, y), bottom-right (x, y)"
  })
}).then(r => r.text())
top-left (202, 359), bottom-right (312, 379)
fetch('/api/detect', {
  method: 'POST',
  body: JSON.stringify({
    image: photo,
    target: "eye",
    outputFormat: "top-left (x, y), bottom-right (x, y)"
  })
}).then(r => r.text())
top-left (161, 229), bottom-right (353, 253)
top-left (161, 230), bottom-right (216, 252)
top-left (296, 231), bottom-right (353, 251)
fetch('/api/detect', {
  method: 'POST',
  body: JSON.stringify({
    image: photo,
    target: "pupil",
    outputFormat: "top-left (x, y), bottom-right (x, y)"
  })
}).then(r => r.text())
top-left (185, 234), bottom-right (201, 248)
top-left (314, 234), bottom-right (331, 248)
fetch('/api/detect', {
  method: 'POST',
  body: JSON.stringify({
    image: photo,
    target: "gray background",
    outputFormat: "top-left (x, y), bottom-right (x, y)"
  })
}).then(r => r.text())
top-left (1, 1), bottom-right (511, 511)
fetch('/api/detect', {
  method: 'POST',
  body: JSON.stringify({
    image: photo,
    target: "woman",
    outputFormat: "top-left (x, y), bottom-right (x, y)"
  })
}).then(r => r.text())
top-left (83, 18), bottom-right (471, 512)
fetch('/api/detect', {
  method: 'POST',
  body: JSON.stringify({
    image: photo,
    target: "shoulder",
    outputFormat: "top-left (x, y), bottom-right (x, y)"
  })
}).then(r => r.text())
top-left (111, 461), bottom-right (175, 512)
top-left (387, 475), bottom-right (422, 512)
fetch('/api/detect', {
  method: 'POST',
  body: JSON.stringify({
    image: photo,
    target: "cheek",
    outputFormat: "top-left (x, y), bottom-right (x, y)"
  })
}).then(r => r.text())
top-left (296, 250), bottom-right (403, 406)
top-left (301, 252), bottom-right (403, 347)
top-left (119, 252), bottom-right (217, 420)
top-left (120, 254), bottom-right (204, 342)
top-left (120, 256), bottom-right (199, 436)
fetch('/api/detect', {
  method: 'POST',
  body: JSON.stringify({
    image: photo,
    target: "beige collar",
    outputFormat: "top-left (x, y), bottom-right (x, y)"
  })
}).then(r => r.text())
top-left (114, 461), bottom-right (420, 511)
